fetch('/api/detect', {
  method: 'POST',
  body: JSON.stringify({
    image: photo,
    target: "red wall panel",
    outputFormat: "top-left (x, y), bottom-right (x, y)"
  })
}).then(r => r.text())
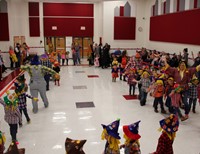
top-left (29, 2), bottom-right (39, 16)
top-left (43, 18), bottom-right (93, 37)
top-left (43, 3), bottom-right (93, 17)
top-left (177, 0), bottom-right (180, 12)
top-left (0, 13), bottom-right (9, 41)
top-left (120, 6), bottom-right (124, 16)
top-left (29, 17), bottom-right (40, 37)
top-left (114, 17), bottom-right (136, 40)
top-left (150, 9), bottom-right (200, 45)
top-left (194, 0), bottom-right (198, 8)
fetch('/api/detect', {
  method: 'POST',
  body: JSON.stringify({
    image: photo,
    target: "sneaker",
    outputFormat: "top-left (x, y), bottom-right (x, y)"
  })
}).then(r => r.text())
top-left (181, 116), bottom-right (188, 121)
top-left (154, 109), bottom-right (159, 113)
top-left (161, 110), bottom-right (167, 114)
top-left (27, 120), bottom-right (31, 124)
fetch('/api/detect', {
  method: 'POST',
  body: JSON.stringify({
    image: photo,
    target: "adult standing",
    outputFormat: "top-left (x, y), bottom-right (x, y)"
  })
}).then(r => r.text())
top-left (74, 42), bottom-right (81, 65)
top-left (21, 55), bottom-right (58, 113)
top-left (102, 43), bottom-right (110, 69)
top-left (14, 43), bottom-right (21, 68)
top-left (164, 59), bottom-right (200, 120)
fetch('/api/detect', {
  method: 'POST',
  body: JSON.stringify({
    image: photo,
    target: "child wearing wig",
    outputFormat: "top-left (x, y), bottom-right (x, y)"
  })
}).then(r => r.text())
top-left (101, 119), bottom-right (121, 154)
top-left (120, 121), bottom-right (141, 154)
top-left (151, 114), bottom-right (179, 154)
top-left (150, 79), bottom-right (166, 113)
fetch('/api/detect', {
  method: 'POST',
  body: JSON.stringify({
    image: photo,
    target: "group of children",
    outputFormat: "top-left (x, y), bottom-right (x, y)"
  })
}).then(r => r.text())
top-left (101, 114), bottom-right (179, 154)
top-left (110, 51), bottom-right (200, 122)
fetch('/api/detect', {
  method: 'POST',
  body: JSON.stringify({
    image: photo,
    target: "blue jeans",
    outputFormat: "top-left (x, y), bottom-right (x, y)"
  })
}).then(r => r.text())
top-left (140, 90), bottom-right (147, 106)
top-left (182, 90), bottom-right (189, 114)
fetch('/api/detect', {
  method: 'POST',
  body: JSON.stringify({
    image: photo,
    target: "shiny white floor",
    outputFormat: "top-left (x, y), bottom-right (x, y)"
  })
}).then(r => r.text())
top-left (0, 61), bottom-right (200, 154)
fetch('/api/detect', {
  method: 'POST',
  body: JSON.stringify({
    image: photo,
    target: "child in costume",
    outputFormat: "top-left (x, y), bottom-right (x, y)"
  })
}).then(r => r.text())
top-left (14, 74), bottom-right (38, 124)
top-left (65, 138), bottom-right (86, 154)
top-left (138, 71), bottom-right (151, 106)
top-left (61, 50), bottom-right (66, 66)
top-left (150, 79), bottom-right (166, 113)
top-left (127, 68), bottom-right (137, 96)
top-left (21, 55), bottom-right (59, 113)
top-left (120, 121), bottom-right (141, 154)
top-left (188, 75), bottom-right (199, 113)
top-left (164, 77), bottom-right (174, 113)
top-left (53, 61), bottom-right (61, 86)
top-left (0, 91), bottom-right (22, 142)
top-left (111, 65), bottom-right (119, 82)
top-left (101, 119), bottom-right (121, 154)
top-left (0, 131), bottom-right (6, 154)
top-left (169, 84), bottom-right (188, 121)
top-left (151, 114), bottom-right (179, 154)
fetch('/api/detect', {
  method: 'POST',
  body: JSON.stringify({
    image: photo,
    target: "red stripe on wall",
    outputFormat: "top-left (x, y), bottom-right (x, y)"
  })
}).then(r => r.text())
top-left (114, 17), bottom-right (136, 40)
top-left (29, 2), bottom-right (39, 16)
top-left (177, 0), bottom-right (180, 12)
top-left (164, 2), bottom-right (166, 14)
top-left (120, 6), bottom-right (124, 16)
top-left (0, 13), bottom-right (9, 41)
top-left (43, 3), bottom-right (93, 17)
top-left (29, 17), bottom-right (40, 37)
top-left (194, 0), bottom-right (198, 8)
top-left (150, 9), bottom-right (200, 45)
top-left (43, 18), bottom-right (93, 37)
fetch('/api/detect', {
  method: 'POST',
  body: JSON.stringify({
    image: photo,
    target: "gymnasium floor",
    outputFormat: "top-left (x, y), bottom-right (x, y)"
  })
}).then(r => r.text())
top-left (0, 60), bottom-right (200, 154)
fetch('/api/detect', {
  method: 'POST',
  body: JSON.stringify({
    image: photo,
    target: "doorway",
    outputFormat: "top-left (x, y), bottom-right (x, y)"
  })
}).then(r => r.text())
top-left (73, 37), bottom-right (93, 58)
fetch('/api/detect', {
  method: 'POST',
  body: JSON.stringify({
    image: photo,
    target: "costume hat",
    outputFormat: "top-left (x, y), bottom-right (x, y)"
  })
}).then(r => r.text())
top-left (30, 55), bottom-right (40, 65)
top-left (16, 74), bottom-right (25, 83)
top-left (4, 141), bottom-right (25, 154)
top-left (101, 119), bottom-right (121, 139)
top-left (65, 138), bottom-right (86, 154)
top-left (40, 54), bottom-right (48, 59)
top-left (123, 121), bottom-right (141, 140)
top-left (190, 75), bottom-right (199, 84)
top-left (159, 114), bottom-right (179, 133)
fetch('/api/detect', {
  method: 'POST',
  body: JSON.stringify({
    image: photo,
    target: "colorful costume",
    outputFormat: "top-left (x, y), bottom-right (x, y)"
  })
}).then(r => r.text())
top-left (65, 138), bottom-right (86, 154)
top-left (152, 114), bottom-right (179, 154)
top-left (121, 121), bottom-right (141, 154)
top-left (112, 65), bottom-right (119, 82)
top-left (101, 119), bottom-right (121, 154)
top-left (0, 91), bottom-right (22, 142)
top-left (21, 55), bottom-right (58, 113)
top-left (0, 131), bottom-right (6, 154)
top-left (53, 61), bottom-right (60, 86)
top-left (127, 69), bottom-right (137, 96)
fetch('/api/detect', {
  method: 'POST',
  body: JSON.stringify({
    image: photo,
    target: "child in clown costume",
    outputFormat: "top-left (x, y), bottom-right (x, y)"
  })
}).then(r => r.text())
top-left (101, 119), bottom-right (121, 154)
top-left (151, 114), bottom-right (179, 154)
top-left (0, 131), bottom-right (6, 154)
top-left (0, 91), bottom-right (22, 142)
top-left (21, 55), bottom-right (59, 113)
top-left (120, 121), bottom-right (141, 154)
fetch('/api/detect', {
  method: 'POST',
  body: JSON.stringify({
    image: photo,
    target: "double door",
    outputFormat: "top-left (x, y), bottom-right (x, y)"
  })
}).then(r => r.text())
top-left (73, 37), bottom-right (93, 58)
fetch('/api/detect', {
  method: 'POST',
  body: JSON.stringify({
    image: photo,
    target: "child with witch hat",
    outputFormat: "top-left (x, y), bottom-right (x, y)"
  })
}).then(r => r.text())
top-left (151, 114), bottom-right (179, 154)
top-left (120, 121), bottom-right (141, 154)
top-left (0, 91), bottom-right (22, 143)
top-left (65, 138), bottom-right (87, 154)
top-left (101, 119), bottom-right (121, 154)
